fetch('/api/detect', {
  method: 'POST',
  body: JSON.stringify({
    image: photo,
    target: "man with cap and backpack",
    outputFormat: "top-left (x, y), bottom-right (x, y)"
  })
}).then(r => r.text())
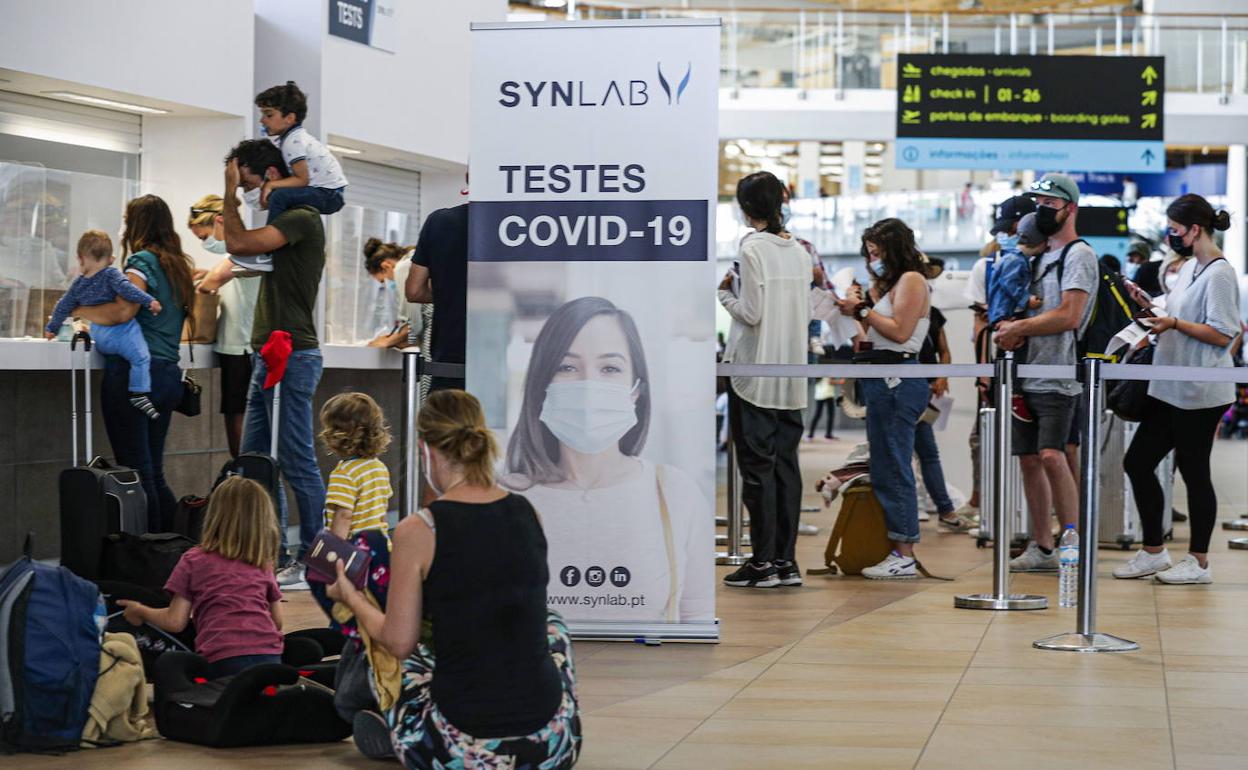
top-left (993, 173), bottom-right (1100, 573)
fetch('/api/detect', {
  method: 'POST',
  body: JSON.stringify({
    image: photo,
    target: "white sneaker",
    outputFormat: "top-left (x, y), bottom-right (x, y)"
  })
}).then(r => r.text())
top-left (1009, 542), bottom-right (1059, 573)
top-left (1154, 554), bottom-right (1212, 585)
top-left (230, 253), bottom-right (274, 272)
top-left (861, 552), bottom-right (918, 580)
top-left (918, 511), bottom-right (931, 522)
top-left (1113, 548), bottom-right (1172, 579)
top-left (798, 522), bottom-right (820, 536)
top-left (276, 563), bottom-right (306, 586)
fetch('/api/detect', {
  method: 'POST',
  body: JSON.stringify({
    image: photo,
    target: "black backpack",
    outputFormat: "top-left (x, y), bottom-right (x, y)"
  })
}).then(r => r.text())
top-left (1055, 240), bottom-right (1141, 362)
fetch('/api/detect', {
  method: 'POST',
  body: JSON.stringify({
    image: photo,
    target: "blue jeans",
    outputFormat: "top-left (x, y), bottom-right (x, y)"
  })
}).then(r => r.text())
top-left (860, 371), bottom-right (930, 544)
top-left (206, 653), bottom-right (281, 680)
top-left (92, 319), bottom-right (151, 393)
top-left (914, 421), bottom-right (955, 515)
top-left (100, 356), bottom-right (183, 532)
top-left (266, 186), bottom-right (344, 224)
top-left (242, 349), bottom-right (325, 562)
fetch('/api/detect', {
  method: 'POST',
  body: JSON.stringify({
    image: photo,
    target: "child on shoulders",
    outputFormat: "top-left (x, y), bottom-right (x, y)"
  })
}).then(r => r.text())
top-left (253, 80), bottom-right (349, 223)
top-left (118, 476), bottom-right (284, 679)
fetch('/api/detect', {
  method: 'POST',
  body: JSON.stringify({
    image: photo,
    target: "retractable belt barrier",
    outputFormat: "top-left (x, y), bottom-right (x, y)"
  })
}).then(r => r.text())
top-left (398, 352), bottom-right (467, 521)
top-left (715, 357), bottom-right (1247, 653)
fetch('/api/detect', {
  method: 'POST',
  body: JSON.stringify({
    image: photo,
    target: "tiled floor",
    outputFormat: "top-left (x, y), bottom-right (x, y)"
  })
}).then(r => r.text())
top-left (18, 431), bottom-right (1248, 769)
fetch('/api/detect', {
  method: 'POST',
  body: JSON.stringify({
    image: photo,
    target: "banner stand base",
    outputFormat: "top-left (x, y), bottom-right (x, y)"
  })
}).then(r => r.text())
top-left (568, 619), bottom-right (720, 643)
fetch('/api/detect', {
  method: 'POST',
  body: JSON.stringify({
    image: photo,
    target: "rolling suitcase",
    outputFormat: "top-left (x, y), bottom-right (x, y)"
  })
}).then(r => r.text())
top-left (59, 332), bottom-right (148, 580)
top-left (975, 407), bottom-right (1031, 548)
top-left (1098, 411), bottom-right (1174, 548)
top-left (214, 380), bottom-right (282, 513)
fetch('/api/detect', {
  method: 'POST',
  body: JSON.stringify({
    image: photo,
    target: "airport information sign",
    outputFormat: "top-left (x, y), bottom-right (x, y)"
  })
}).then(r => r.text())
top-left (895, 54), bottom-right (1164, 173)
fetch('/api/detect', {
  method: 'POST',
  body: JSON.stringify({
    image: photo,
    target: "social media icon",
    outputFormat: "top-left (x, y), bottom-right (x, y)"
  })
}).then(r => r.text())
top-left (586, 566), bottom-right (606, 588)
top-left (610, 566), bottom-right (631, 587)
top-left (560, 566), bottom-right (581, 587)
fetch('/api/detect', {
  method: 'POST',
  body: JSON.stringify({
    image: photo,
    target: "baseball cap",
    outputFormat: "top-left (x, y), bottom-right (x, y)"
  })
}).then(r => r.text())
top-left (1127, 241), bottom-right (1151, 260)
top-left (991, 195), bottom-right (1037, 234)
top-left (1016, 212), bottom-right (1045, 246)
top-left (1026, 172), bottom-right (1080, 205)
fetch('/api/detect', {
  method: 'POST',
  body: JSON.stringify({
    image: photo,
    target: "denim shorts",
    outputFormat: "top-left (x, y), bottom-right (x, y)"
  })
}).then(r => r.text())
top-left (1012, 391), bottom-right (1077, 455)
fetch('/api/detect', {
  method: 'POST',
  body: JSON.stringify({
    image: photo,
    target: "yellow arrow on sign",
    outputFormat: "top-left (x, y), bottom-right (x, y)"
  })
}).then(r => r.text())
top-left (1141, 65), bottom-right (1159, 85)
top-left (1141, 90), bottom-right (1158, 106)
top-left (1141, 113), bottom-right (1157, 129)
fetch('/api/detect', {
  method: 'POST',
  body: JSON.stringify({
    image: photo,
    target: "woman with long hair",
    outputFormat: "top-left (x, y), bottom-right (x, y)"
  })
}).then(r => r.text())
top-left (1115, 194), bottom-right (1241, 584)
top-left (73, 194), bottom-right (195, 531)
top-left (502, 296), bottom-right (712, 621)
top-left (836, 217), bottom-right (933, 579)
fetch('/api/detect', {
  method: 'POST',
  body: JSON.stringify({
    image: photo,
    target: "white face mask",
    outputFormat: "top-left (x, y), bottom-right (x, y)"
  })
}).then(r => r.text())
top-left (202, 235), bottom-right (228, 255)
top-left (421, 443), bottom-right (443, 497)
top-left (540, 379), bottom-right (639, 455)
top-left (242, 186), bottom-right (262, 210)
top-left (1164, 270), bottom-right (1180, 292)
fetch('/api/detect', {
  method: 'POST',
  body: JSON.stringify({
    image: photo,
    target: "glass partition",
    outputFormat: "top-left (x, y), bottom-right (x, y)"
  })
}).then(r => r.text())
top-left (0, 162), bottom-right (137, 338)
top-left (323, 203), bottom-right (421, 346)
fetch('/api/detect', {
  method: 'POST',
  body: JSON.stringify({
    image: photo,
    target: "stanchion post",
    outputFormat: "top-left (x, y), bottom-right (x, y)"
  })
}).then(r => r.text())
top-left (716, 431), bottom-right (750, 566)
top-left (1034, 357), bottom-right (1139, 652)
top-left (398, 348), bottom-right (423, 520)
top-left (955, 351), bottom-right (1047, 610)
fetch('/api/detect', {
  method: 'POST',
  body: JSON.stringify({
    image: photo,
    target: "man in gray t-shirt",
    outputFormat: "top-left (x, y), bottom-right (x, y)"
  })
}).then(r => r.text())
top-left (994, 173), bottom-right (1096, 571)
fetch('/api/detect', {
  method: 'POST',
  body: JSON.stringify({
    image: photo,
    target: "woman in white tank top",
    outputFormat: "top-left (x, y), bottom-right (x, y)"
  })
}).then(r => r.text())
top-left (834, 218), bottom-right (933, 580)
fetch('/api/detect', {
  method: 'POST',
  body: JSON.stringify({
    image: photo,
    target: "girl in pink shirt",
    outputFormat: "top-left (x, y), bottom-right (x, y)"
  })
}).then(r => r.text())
top-left (119, 476), bottom-right (285, 678)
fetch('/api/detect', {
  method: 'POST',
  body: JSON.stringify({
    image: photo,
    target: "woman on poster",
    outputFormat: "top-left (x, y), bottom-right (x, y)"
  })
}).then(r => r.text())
top-left (503, 296), bottom-right (713, 623)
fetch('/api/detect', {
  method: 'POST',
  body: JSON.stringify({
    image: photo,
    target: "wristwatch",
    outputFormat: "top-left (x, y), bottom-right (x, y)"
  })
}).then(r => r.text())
top-left (854, 302), bottom-right (872, 320)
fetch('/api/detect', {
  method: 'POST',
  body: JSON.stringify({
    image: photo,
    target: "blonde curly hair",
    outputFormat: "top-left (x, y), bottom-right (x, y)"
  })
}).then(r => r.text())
top-left (319, 392), bottom-right (392, 459)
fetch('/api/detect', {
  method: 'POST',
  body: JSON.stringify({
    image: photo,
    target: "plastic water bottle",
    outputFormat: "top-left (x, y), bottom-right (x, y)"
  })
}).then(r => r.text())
top-left (1058, 525), bottom-right (1080, 609)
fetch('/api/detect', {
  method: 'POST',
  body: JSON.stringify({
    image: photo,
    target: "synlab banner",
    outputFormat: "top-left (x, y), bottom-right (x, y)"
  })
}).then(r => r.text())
top-left (468, 19), bottom-right (720, 640)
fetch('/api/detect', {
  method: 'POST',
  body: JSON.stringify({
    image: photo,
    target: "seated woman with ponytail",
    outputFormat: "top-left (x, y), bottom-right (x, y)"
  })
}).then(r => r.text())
top-left (326, 389), bottom-right (581, 768)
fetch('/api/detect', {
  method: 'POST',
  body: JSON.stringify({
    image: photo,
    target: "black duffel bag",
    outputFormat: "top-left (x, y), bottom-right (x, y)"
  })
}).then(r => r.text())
top-left (1107, 343), bottom-right (1154, 422)
top-left (100, 532), bottom-right (196, 589)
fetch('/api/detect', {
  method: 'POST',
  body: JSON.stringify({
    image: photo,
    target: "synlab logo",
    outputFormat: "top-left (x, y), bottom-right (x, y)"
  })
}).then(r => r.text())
top-left (657, 62), bottom-right (692, 106)
top-left (497, 62), bottom-right (692, 108)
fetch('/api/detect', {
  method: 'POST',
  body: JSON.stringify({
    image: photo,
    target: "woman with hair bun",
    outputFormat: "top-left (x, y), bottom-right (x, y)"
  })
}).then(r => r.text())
top-left (327, 389), bottom-right (581, 767)
top-left (362, 237), bottom-right (422, 348)
top-left (717, 170), bottom-right (812, 589)
top-left (1115, 194), bottom-right (1242, 585)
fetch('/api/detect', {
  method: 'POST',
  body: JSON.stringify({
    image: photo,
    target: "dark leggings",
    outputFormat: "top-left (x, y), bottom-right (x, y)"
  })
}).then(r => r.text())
top-left (1124, 397), bottom-right (1228, 552)
top-left (807, 397), bottom-right (836, 437)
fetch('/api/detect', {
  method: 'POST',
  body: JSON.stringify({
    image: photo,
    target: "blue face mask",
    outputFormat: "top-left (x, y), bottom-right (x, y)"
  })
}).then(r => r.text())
top-left (869, 260), bottom-right (887, 278)
top-left (201, 236), bottom-right (228, 255)
top-left (996, 232), bottom-right (1020, 252)
top-left (853, 263), bottom-right (872, 287)
top-left (780, 203), bottom-right (792, 228)
top-left (1124, 262), bottom-right (1140, 280)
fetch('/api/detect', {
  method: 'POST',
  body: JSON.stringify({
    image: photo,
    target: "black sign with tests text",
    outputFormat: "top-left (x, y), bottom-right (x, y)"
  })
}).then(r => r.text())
top-left (896, 54), bottom-right (1164, 142)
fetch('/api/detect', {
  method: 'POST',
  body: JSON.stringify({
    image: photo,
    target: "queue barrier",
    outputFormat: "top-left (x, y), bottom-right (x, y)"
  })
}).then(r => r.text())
top-left (716, 357), bottom-right (1247, 654)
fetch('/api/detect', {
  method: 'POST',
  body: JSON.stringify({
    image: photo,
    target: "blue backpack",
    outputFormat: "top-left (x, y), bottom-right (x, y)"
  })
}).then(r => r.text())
top-left (0, 537), bottom-right (101, 753)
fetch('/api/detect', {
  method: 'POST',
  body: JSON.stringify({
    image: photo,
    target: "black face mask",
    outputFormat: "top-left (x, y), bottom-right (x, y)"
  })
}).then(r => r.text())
top-left (1035, 205), bottom-right (1066, 236)
top-left (1167, 228), bottom-right (1194, 257)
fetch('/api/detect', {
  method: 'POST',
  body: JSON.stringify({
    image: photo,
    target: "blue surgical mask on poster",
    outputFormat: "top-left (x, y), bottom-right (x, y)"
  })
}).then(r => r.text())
top-left (780, 203), bottom-right (792, 228)
top-left (540, 380), bottom-right (639, 455)
top-left (201, 236), bottom-right (228, 255)
top-left (869, 260), bottom-right (887, 278)
top-left (996, 232), bottom-right (1019, 252)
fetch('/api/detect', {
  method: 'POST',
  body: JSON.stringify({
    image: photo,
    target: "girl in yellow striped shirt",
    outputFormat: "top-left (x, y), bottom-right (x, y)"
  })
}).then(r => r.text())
top-left (313, 392), bottom-right (393, 636)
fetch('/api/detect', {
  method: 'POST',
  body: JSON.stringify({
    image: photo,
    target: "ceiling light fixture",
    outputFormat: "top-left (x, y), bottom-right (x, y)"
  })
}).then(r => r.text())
top-left (42, 91), bottom-right (169, 114)
top-left (326, 143), bottom-right (364, 155)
